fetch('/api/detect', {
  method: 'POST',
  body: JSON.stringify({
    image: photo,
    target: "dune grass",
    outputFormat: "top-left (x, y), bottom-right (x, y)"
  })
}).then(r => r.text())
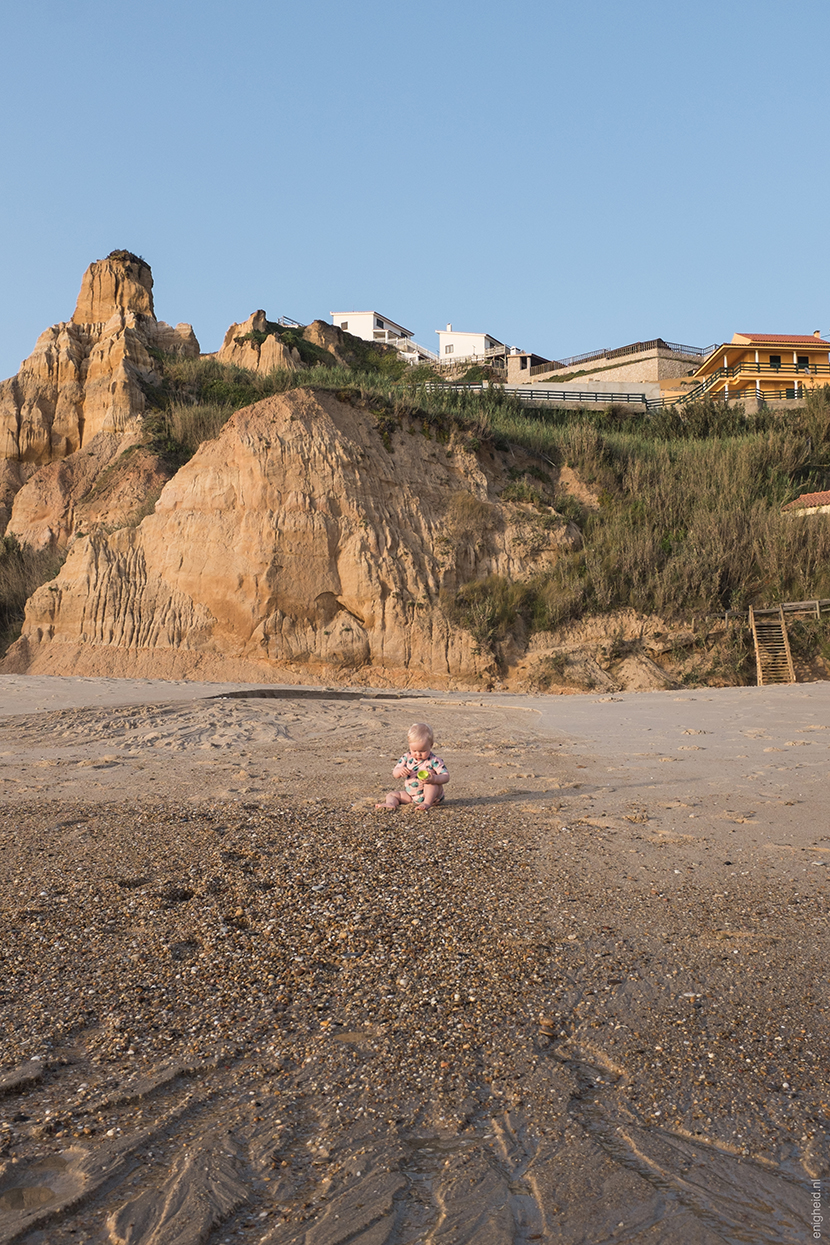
top-left (142, 353), bottom-right (830, 638)
top-left (0, 535), bottom-right (63, 655)
top-left (448, 389), bottom-right (830, 636)
top-left (407, 383), bottom-right (830, 638)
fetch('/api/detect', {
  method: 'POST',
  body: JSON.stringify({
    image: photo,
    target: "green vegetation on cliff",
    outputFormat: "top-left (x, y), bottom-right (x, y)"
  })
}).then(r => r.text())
top-left (0, 535), bottom-right (63, 656)
top-left (429, 387), bottom-right (830, 664)
top-left (142, 351), bottom-right (830, 667)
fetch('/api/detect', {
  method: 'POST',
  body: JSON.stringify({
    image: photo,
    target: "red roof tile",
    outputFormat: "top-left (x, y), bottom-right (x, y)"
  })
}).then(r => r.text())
top-left (739, 333), bottom-right (830, 346)
top-left (783, 490), bottom-right (830, 511)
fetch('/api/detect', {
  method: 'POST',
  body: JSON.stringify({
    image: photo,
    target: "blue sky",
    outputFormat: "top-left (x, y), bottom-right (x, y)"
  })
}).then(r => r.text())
top-left (1, 0), bottom-right (828, 379)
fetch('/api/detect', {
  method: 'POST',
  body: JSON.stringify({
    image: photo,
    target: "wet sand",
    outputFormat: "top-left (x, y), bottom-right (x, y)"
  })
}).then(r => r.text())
top-left (0, 676), bottom-right (828, 1243)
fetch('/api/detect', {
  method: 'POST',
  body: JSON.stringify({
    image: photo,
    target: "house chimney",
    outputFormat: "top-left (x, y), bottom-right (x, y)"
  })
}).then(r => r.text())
top-left (815, 330), bottom-right (822, 338)
top-left (447, 323), bottom-right (452, 332)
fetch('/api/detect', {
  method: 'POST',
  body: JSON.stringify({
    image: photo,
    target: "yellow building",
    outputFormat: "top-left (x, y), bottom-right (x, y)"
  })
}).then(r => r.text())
top-left (661, 331), bottom-right (830, 404)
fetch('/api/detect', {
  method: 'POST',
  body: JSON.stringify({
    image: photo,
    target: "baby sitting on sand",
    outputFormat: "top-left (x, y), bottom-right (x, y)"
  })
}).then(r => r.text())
top-left (376, 723), bottom-right (449, 812)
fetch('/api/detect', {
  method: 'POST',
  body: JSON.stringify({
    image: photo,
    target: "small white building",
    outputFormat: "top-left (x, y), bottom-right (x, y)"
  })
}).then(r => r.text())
top-left (435, 323), bottom-right (505, 362)
top-left (330, 310), bottom-right (412, 345)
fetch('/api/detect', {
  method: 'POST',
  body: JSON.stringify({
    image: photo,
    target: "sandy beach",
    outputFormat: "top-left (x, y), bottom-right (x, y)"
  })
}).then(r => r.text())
top-left (0, 675), bottom-right (828, 1244)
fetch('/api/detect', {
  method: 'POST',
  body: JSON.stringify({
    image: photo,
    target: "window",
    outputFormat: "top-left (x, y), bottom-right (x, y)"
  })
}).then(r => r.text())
top-left (445, 344), bottom-right (454, 354)
top-left (769, 354), bottom-right (781, 369)
top-left (340, 322), bottom-right (348, 330)
top-left (798, 355), bottom-right (810, 371)
top-left (520, 357), bottom-right (528, 369)
top-left (375, 318), bottom-right (384, 329)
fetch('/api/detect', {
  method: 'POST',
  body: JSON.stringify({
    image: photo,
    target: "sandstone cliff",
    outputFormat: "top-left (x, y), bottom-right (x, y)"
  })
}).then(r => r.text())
top-left (215, 313), bottom-right (398, 374)
top-left (5, 431), bottom-right (175, 552)
top-left (0, 252), bottom-right (198, 538)
top-left (301, 320), bottom-right (399, 369)
top-left (216, 311), bottom-right (302, 373)
top-left (5, 387), bottom-right (580, 687)
top-left (71, 250), bottom-right (155, 323)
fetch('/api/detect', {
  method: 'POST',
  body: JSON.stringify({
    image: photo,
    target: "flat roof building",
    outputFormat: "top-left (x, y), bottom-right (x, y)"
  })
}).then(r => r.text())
top-left (435, 324), bottom-right (505, 362)
top-left (330, 311), bottom-right (412, 345)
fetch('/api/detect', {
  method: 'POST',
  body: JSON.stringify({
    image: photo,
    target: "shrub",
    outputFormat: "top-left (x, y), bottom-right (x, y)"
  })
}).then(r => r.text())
top-left (142, 355), bottom-right (307, 462)
top-left (164, 401), bottom-right (233, 454)
top-left (799, 384), bottom-right (830, 452)
top-left (447, 492), bottom-right (496, 537)
top-left (501, 480), bottom-right (547, 505)
top-left (277, 329), bottom-right (334, 369)
top-left (106, 248), bottom-right (148, 267)
top-left (552, 492), bottom-right (585, 525)
top-left (445, 575), bottom-right (533, 650)
top-left (0, 535), bottom-right (63, 655)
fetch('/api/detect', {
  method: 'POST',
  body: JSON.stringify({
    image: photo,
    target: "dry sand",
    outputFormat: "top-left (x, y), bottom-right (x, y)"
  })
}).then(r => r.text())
top-left (0, 675), bottom-right (828, 1244)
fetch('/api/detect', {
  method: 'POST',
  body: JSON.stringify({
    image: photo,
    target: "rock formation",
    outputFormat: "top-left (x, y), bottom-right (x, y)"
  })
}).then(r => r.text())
top-left (215, 313), bottom-right (396, 374)
top-left (5, 431), bottom-right (175, 552)
top-left (5, 388), bottom-right (580, 687)
top-left (71, 250), bottom-right (155, 323)
top-left (0, 251), bottom-right (198, 537)
top-left (301, 319), bottom-right (395, 368)
top-left (216, 311), bottom-right (302, 374)
top-left (301, 319), bottom-right (350, 360)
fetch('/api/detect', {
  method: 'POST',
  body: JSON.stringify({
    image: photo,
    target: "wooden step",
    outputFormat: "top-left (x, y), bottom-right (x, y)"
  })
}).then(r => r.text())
top-left (749, 606), bottom-right (796, 686)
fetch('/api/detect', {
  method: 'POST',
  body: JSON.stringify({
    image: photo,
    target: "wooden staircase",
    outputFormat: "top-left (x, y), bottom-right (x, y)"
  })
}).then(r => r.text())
top-left (749, 606), bottom-right (796, 686)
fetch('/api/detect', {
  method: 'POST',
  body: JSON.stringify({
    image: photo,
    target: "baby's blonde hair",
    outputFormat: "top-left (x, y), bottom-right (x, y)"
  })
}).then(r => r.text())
top-left (408, 722), bottom-right (434, 748)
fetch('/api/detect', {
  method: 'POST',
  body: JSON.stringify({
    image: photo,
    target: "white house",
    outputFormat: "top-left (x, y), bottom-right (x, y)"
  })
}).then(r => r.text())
top-left (435, 324), bottom-right (505, 361)
top-left (330, 311), bottom-right (412, 345)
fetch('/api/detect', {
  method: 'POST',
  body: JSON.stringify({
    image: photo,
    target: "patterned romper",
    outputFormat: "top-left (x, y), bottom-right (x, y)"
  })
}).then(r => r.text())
top-left (397, 751), bottom-right (450, 805)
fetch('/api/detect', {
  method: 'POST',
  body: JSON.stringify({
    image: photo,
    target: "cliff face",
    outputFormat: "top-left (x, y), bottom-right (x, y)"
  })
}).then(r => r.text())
top-left (214, 313), bottom-right (396, 373)
top-left (1, 252), bottom-right (199, 465)
top-left (5, 388), bottom-right (579, 687)
top-left (0, 258), bottom-right (400, 539)
top-left (70, 250), bottom-right (155, 323)
top-left (216, 311), bottom-right (302, 373)
top-left (4, 432), bottom-right (176, 553)
top-left (0, 252), bottom-right (198, 539)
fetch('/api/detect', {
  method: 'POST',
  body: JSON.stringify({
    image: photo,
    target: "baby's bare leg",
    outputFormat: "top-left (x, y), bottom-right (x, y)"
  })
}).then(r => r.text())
top-left (418, 783), bottom-right (444, 811)
top-left (375, 790), bottom-right (413, 810)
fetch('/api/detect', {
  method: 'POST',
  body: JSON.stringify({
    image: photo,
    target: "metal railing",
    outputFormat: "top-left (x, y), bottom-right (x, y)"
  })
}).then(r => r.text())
top-left (434, 344), bottom-right (510, 368)
top-left (545, 347), bottom-right (607, 370)
top-left (708, 361), bottom-right (830, 378)
top-left (613, 338), bottom-right (716, 360)
top-left (649, 385), bottom-right (815, 410)
top-left (434, 355), bottom-right (507, 370)
top-left (424, 382), bottom-right (650, 407)
top-left (389, 335), bottom-right (440, 363)
top-left (276, 316), bottom-right (302, 328)
top-left (422, 379), bottom-right (817, 413)
top-left (543, 338), bottom-right (715, 372)
top-left (514, 387), bottom-right (650, 406)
